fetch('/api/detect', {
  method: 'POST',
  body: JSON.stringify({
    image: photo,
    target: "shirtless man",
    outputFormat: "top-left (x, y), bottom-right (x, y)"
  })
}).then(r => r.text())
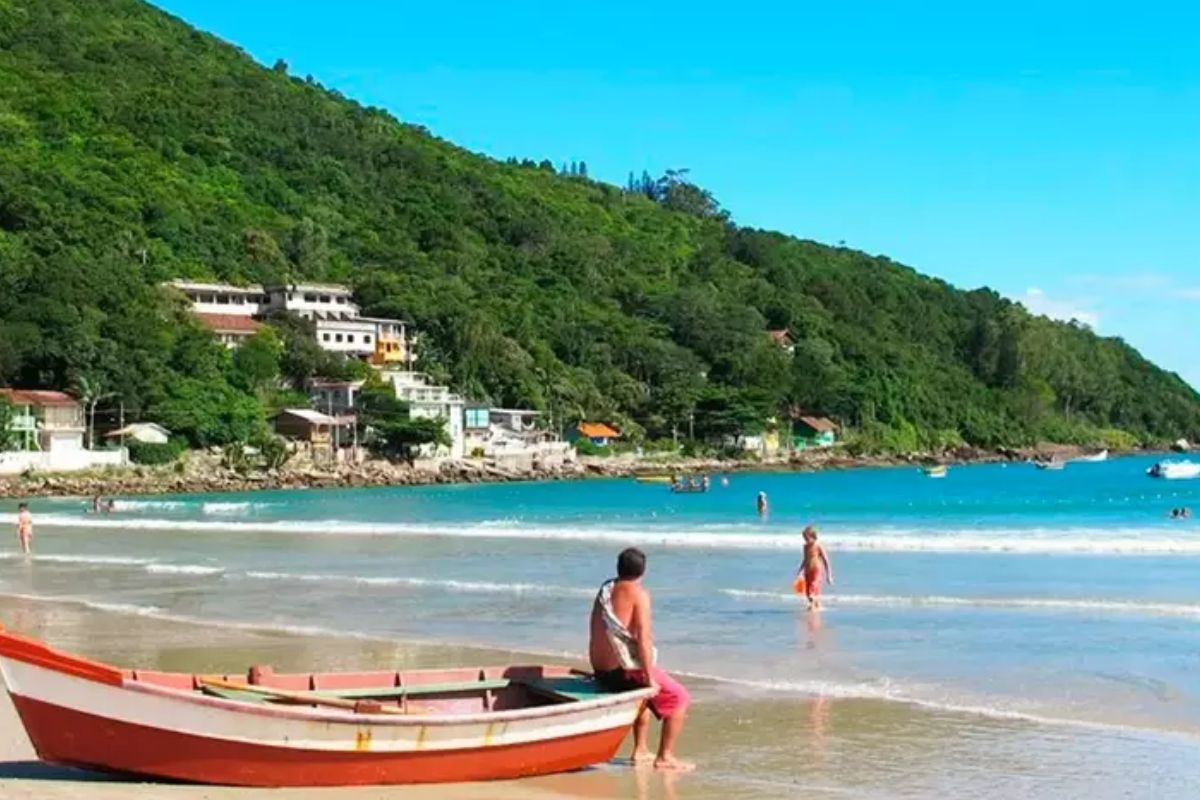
top-left (589, 547), bottom-right (693, 771)
top-left (16, 502), bottom-right (32, 554)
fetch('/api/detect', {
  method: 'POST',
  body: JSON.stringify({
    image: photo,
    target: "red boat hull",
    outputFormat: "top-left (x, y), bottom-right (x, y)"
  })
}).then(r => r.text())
top-left (13, 695), bottom-right (628, 786)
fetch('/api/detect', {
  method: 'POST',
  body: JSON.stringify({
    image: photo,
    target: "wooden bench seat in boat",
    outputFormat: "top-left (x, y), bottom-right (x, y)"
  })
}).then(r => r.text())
top-left (198, 674), bottom-right (617, 707)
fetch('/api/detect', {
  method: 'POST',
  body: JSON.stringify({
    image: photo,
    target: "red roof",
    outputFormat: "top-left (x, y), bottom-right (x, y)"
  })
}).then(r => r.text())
top-left (0, 389), bottom-right (79, 407)
top-left (576, 422), bottom-right (621, 439)
top-left (796, 416), bottom-right (838, 433)
top-left (767, 329), bottom-right (794, 345)
top-left (196, 313), bottom-right (262, 334)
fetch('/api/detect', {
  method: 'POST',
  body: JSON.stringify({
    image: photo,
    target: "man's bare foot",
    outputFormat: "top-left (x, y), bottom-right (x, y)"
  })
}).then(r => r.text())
top-left (631, 750), bottom-right (655, 765)
top-left (654, 756), bottom-right (695, 772)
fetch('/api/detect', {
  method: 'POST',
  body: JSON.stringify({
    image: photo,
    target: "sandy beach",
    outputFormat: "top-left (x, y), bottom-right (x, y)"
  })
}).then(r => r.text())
top-left (3, 593), bottom-right (1200, 799)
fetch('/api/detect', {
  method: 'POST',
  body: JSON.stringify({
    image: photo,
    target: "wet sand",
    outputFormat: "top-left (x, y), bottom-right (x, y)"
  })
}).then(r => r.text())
top-left (2, 595), bottom-right (1200, 799)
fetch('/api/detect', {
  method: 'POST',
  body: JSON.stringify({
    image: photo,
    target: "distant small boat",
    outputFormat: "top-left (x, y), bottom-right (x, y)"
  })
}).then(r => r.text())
top-left (1148, 460), bottom-right (1200, 480)
top-left (634, 475), bottom-right (672, 484)
top-left (1073, 450), bottom-right (1108, 463)
top-left (670, 484), bottom-right (709, 494)
top-left (1034, 460), bottom-right (1066, 471)
top-left (923, 465), bottom-right (948, 479)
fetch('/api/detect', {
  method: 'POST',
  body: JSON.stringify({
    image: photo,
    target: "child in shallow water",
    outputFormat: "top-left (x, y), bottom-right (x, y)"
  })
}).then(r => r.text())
top-left (794, 526), bottom-right (833, 610)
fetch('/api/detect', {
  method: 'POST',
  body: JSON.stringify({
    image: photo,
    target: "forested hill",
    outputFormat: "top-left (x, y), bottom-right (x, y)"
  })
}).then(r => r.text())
top-left (1, 0), bottom-right (1198, 450)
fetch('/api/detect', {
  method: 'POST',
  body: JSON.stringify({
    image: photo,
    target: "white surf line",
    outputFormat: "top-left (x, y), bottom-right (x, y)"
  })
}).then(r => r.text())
top-left (10, 513), bottom-right (1200, 555)
top-left (0, 552), bottom-right (155, 566)
top-left (143, 563), bottom-right (225, 576)
top-left (720, 589), bottom-right (1200, 619)
top-left (237, 570), bottom-right (592, 597)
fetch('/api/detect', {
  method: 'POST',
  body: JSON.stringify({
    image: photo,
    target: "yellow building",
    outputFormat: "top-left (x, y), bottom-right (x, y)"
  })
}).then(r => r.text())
top-left (364, 318), bottom-right (412, 367)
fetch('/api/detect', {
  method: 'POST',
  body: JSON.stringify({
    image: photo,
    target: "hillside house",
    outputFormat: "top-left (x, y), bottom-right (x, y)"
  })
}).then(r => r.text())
top-left (383, 371), bottom-right (465, 459)
top-left (569, 422), bottom-right (621, 448)
top-left (0, 389), bottom-right (85, 452)
top-left (0, 389), bottom-right (127, 473)
top-left (104, 423), bottom-right (171, 445)
top-left (767, 329), bottom-right (796, 354)
top-left (274, 408), bottom-right (338, 447)
top-left (793, 416), bottom-right (838, 450)
top-left (196, 313), bottom-right (262, 348)
top-left (167, 280), bottom-right (413, 365)
top-left (463, 407), bottom-right (572, 468)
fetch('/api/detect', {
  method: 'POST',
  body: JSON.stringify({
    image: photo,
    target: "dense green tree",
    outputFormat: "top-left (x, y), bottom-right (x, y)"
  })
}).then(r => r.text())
top-left (356, 382), bottom-right (447, 462)
top-left (0, 0), bottom-right (1196, 454)
top-left (230, 328), bottom-right (283, 395)
top-left (0, 397), bottom-right (16, 451)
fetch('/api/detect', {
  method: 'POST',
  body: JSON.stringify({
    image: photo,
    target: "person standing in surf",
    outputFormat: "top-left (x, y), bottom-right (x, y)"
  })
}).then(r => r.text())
top-left (15, 502), bottom-right (32, 555)
top-left (795, 525), bottom-right (833, 610)
top-left (589, 547), bottom-right (694, 772)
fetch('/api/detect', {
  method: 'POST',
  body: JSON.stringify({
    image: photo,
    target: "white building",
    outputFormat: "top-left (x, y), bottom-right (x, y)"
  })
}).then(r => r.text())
top-left (261, 283), bottom-right (358, 320)
top-left (309, 381), bottom-right (362, 417)
top-left (168, 281), bottom-right (265, 317)
top-left (314, 318), bottom-right (378, 358)
top-left (0, 389), bottom-right (127, 474)
top-left (463, 407), bottom-right (573, 469)
top-left (383, 371), bottom-right (465, 459)
top-left (167, 280), bottom-right (413, 366)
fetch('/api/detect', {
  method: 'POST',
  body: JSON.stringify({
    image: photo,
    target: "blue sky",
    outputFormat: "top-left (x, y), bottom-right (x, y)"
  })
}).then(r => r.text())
top-left (154, 1), bottom-right (1200, 388)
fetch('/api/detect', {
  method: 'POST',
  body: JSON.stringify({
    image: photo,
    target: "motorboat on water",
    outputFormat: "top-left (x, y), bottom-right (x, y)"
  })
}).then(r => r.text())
top-left (1034, 459), bottom-right (1066, 471)
top-left (1147, 460), bottom-right (1200, 480)
top-left (1073, 449), bottom-right (1108, 463)
top-left (922, 465), bottom-right (948, 479)
top-left (0, 627), bottom-right (652, 787)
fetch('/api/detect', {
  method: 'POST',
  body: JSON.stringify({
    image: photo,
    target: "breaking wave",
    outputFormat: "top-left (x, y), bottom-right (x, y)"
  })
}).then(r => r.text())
top-left (12, 512), bottom-right (1200, 556)
top-left (720, 589), bottom-right (1200, 619)
top-left (239, 570), bottom-right (591, 597)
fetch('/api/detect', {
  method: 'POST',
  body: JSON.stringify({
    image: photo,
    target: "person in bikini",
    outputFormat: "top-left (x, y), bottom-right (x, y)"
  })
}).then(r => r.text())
top-left (589, 547), bottom-right (694, 772)
top-left (795, 525), bottom-right (833, 610)
top-left (15, 502), bottom-right (32, 555)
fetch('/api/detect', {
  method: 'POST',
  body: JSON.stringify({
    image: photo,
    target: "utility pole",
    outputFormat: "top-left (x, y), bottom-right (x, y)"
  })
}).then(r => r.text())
top-left (88, 393), bottom-right (115, 450)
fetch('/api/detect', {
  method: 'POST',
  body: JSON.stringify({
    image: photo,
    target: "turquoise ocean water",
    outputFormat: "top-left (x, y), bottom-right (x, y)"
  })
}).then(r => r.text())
top-left (3, 454), bottom-right (1200, 739)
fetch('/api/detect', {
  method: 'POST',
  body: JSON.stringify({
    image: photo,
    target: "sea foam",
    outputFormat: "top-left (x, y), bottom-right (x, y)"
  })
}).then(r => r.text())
top-left (12, 512), bottom-right (1200, 556)
top-left (720, 589), bottom-right (1200, 619)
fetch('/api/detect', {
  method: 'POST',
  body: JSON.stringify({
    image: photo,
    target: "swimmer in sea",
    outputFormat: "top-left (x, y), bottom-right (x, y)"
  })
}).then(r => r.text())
top-left (756, 491), bottom-right (768, 517)
top-left (16, 502), bottom-right (32, 554)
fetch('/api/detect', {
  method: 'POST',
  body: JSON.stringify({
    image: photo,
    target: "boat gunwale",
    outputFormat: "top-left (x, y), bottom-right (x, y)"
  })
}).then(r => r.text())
top-left (0, 628), bottom-right (655, 728)
top-left (119, 675), bottom-right (654, 727)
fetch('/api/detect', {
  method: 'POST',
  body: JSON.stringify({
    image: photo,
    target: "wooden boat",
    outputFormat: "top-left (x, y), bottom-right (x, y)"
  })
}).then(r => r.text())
top-left (0, 627), bottom-right (653, 787)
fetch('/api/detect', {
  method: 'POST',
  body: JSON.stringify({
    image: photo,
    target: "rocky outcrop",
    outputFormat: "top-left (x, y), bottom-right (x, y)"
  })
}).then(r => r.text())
top-left (0, 443), bottom-right (1143, 500)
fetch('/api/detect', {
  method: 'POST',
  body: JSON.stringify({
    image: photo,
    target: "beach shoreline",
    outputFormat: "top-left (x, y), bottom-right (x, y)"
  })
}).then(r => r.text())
top-left (2, 591), bottom-right (1198, 799)
top-left (0, 442), bottom-right (1128, 500)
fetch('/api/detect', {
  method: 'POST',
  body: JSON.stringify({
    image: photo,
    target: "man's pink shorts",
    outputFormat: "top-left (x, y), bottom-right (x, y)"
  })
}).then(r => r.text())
top-left (626, 666), bottom-right (691, 719)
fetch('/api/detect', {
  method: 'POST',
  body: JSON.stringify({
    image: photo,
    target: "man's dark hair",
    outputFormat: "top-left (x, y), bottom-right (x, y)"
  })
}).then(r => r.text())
top-left (17, 503), bottom-right (27, 510)
top-left (617, 547), bottom-right (646, 580)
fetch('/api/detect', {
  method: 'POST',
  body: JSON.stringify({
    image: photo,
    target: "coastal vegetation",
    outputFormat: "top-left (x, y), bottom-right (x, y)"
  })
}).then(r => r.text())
top-left (1, 0), bottom-right (1199, 453)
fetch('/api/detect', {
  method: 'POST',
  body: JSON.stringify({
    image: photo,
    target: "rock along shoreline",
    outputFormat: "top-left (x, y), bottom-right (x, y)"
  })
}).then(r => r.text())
top-left (0, 443), bottom-right (1132, 501)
